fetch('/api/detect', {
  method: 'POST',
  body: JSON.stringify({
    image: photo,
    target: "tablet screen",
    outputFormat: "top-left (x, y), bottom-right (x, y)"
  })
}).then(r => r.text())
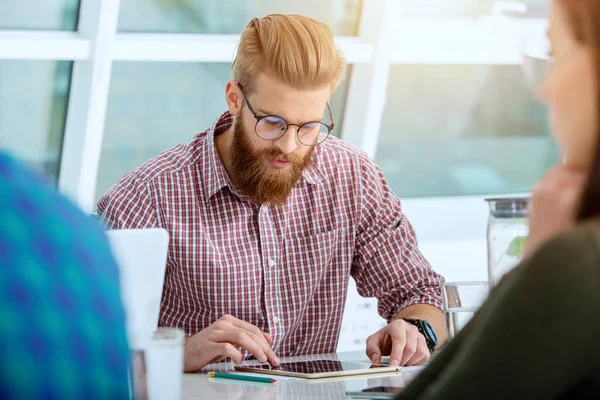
top-left (240, 360), bottom-right (387, 374)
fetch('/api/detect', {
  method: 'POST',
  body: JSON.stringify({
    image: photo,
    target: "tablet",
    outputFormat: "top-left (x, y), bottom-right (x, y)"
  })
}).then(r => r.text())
top-left (234, 359), bottom-right (400, 379)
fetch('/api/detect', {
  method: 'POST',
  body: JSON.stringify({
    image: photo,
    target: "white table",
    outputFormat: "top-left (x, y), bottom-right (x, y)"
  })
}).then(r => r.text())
top-left (182, 351), bottom-right (425, 399)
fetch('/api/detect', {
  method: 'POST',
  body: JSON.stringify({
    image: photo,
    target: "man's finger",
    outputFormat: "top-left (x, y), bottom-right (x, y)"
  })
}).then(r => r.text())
top-left (263, 332), bottom-right (273, 345)
top-left (400, 326), bottom-right (420, 365)
top-left (366, 332), bottom-right (383, 365)
top-left (221, 330), bottom-right (269, 365)
top-left (389, 327), bottom-right (408, 367)
top-left (220, 343), bottom-right (243, 365)
top-left (245, 330), bottom-right (280, 366)
top-left (222, 315), bottom-right (280, 366)
top-left (230, 317), bottom-right (272, 347)
top-left (405, 335), bottom-right (430, 366)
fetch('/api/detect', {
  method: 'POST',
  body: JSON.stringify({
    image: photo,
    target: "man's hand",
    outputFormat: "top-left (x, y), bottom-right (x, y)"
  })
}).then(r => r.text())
top-left (366, 319), bottom-right (430, 367)
top-left (183, 314), bottom-right (280, 372)
top-left (525, 165), bottom-right (586, 257)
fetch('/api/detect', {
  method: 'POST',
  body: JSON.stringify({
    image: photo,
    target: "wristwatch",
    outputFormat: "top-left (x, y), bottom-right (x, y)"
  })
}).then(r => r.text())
top-left (402, 318), bottom-right (438, 353)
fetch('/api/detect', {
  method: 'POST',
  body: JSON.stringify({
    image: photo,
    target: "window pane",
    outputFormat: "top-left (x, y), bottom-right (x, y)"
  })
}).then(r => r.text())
top-left (402, 0), bottom-right (547, 18)
top-left (96, 62), bottom-right (351, 200)
top-left (118, 0), bottom-right (362, 35)
top-left (376, 64), bottom-right (556, 198)
top-left (0, 0), bottom-right (80, 30)
top-left (0, 61), bottom-right (73, 184)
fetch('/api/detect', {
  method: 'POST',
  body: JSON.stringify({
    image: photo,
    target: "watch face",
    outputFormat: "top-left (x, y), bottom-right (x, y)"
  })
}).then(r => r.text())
top-left (422, 321), bottom-right (437, 343)
top-left (406, 319), bottom-right (437, 351)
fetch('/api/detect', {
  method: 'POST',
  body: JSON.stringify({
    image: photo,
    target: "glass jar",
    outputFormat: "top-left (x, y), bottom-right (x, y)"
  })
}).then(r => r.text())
top-left (485, 197), bottom-right (529, 287)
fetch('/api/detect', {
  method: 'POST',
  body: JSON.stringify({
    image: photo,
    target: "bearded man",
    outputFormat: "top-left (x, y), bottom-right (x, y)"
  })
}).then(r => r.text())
top-left (97, 14), bottom-right (446, 372)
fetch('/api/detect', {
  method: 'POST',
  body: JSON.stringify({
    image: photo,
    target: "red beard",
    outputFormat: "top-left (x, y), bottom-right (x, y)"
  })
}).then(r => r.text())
top-left (229, 117), bottom-right (314, 207)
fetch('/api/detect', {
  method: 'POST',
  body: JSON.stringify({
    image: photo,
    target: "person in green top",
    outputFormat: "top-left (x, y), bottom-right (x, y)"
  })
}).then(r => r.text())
top-left (0, 153), bottom-right (130, 399)
top-left (396, 0), bottom-right (600, 398)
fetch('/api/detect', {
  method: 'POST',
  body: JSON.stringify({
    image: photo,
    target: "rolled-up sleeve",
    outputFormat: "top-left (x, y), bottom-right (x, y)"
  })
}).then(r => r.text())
top-left (350, 154), bottom-right (445, 322)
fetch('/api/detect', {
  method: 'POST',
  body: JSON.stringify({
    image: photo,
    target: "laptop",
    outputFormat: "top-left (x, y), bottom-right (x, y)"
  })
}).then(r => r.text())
top-left (106, 228), bottom-right (169, 350)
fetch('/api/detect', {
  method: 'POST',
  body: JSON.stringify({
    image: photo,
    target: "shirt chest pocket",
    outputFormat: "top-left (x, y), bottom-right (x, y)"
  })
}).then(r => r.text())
top-left (281, 228), bottom-right (340, 317)
top-left (169, 227), bottom-right (262, 316)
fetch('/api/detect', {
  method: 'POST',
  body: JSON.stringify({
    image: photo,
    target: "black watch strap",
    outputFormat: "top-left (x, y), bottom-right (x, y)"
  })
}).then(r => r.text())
top-left (402, 318), bottom-right (438, 353)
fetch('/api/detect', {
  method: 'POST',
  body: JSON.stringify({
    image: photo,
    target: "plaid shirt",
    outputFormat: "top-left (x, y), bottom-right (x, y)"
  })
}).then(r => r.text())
top-left (97, 112), bottom-right (444, 357)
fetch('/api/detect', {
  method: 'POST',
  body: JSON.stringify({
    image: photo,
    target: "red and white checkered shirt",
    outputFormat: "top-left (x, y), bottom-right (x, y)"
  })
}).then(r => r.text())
top-left (97, 111), bottom-right (444, 357)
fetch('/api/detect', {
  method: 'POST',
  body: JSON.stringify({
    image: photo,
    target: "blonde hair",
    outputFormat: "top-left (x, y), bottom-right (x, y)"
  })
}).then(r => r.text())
top-left (231, 14), bottom-right (347, 94)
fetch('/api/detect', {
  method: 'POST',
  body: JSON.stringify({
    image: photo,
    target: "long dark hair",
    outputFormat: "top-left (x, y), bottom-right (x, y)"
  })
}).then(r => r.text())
top-left (560, 0), bottom-right (600, 220)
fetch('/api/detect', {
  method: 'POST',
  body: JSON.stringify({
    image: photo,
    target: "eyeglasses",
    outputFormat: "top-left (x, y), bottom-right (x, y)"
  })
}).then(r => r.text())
top-left (237, 83), bottom-right (334, 146)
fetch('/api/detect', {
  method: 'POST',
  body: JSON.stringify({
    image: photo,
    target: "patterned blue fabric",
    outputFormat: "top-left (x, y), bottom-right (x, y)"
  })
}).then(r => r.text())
top-left (0, 153), bottom-right (129, 399)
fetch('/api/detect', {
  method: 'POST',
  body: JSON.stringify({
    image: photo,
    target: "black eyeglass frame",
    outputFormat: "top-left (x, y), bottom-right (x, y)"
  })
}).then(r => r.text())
top-left (236, 82), bottom-right (335, 146)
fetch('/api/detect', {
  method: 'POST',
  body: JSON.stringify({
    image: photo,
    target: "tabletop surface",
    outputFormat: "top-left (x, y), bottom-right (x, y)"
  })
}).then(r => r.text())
top-left (182, 351), bottom-right (424, 400)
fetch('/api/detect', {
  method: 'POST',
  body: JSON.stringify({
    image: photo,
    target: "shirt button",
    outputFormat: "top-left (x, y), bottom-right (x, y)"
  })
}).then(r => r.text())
top-left (268, 259), bottom-right (276, 267)
top-left (273, 316), bottom-right (280, 324)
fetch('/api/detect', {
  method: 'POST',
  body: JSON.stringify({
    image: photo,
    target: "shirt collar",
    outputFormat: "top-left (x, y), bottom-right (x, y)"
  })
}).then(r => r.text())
top-left (202, 111), bottom-right (328, 203)
top-left (301, 145), bottom-right (327, 185)
top-left (202, 112), bottom-right (235, 202)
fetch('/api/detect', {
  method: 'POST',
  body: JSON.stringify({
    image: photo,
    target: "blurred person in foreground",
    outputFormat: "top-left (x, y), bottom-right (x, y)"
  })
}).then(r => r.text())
top-left (0, 153), bottom-right (129, 399)
top-left (397, 0), bottom-right (600, 398)
top-left (97, 14), bottom-right (447, 372)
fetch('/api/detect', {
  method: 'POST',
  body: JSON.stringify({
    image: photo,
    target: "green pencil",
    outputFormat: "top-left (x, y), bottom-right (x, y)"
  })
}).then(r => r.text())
top-left (208, 371), bottom-right (275, 383)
